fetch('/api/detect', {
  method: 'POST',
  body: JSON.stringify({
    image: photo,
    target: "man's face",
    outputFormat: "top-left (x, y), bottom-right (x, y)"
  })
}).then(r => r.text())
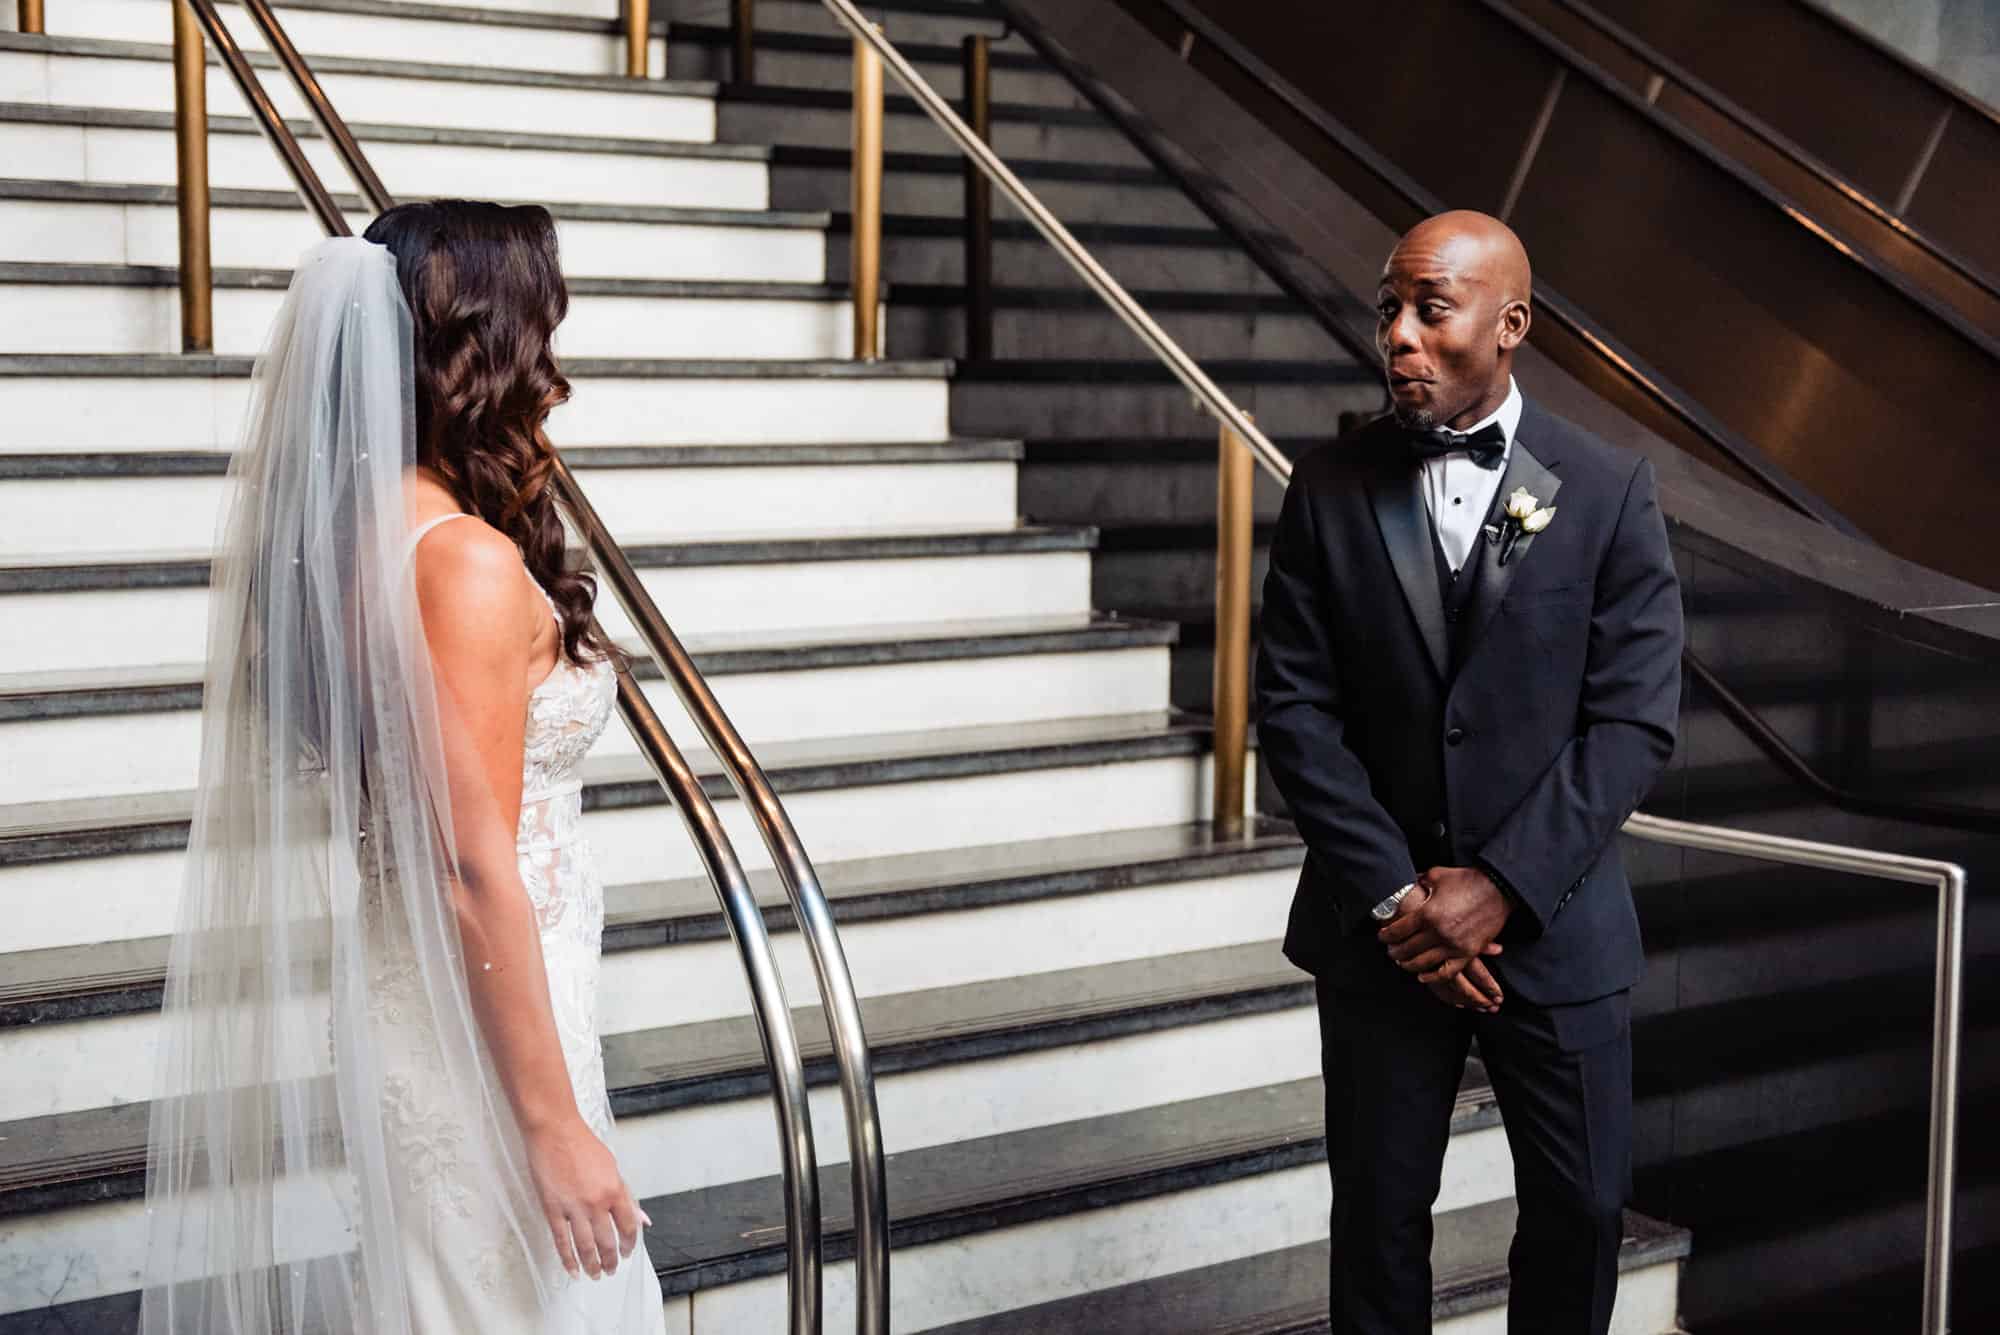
top-left (1374, 241), bottom-right (1505, 431)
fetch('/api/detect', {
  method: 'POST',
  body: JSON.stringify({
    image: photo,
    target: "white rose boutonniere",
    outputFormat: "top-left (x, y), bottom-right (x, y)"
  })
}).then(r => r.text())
top-left (1496, 491), bottom-right (1555, 565)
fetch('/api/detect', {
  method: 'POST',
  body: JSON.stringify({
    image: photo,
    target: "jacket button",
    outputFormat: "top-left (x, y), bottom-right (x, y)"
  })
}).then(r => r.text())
top-left (1446, 727), bottom-right (1466, 746)
top-left (1431, 819), bottom-right (1447, 839)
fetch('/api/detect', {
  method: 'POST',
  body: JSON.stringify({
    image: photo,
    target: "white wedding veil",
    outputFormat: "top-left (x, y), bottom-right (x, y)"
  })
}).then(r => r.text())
top-left (139, 236), bottom-right (563, 1332)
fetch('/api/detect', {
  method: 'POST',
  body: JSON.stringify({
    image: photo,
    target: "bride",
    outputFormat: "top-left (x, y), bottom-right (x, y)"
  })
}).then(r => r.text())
top-left (139, 203), bottom-right (666, 1334)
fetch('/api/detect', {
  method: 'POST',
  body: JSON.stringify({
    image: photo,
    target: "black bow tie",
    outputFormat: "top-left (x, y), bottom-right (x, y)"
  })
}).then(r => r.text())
top-left (1405, 421), bottom-right (1507, 470)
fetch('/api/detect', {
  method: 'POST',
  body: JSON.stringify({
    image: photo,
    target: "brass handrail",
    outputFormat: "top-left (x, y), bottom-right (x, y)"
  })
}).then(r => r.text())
top-left (166, 8), bottom-right (852, 1332)
top-left (815, 0), bottom-right (1283, 837)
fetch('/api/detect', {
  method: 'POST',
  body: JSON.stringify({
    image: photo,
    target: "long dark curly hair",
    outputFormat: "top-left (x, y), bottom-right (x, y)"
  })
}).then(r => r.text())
top-left (363, 199), bottom-right (617, 667)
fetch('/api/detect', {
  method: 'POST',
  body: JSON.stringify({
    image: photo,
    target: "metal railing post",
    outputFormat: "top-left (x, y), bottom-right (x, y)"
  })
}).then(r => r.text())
top-left (624, 0), bottom-right (649, 78)
top-left (171, 0), bottom-right (213, 353)
top-left (1212, 416), bottom-right (1254, 833)
top-left (1924, 860), bottom-right (1965, 1335)
top-left (181, 0), bottom-right (348, 233)
top-left (961, 33), bottom-right (993, 361)
top-left (851, 25), bottom-right (884, 361)
top-left (1619, 812), bottom-right (1963, 1335)
top-left (16, 0), bottom-right (41, 35)
top-left (817, 0), bottom-right (1287, 476)
top-left (732, 0), bottom-right (755, 83)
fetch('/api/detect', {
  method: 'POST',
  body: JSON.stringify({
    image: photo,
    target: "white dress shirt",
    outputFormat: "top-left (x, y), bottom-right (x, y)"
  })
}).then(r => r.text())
top-left (1420, 377), bottom-right (1522, 572)
top-left (1372, 378), bottom-right (1523, 920)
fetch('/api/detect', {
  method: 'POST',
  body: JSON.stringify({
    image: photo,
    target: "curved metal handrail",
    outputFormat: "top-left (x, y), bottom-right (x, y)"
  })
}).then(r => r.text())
top-left (1618, 812), bottom-right (1963, 1335)
top-left (172, 4), bottom-right (838, 1329)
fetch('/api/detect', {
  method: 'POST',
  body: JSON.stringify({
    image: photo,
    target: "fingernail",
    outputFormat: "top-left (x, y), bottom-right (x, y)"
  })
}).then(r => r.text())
top-left (641, 1210), bottom-right (654, 1227)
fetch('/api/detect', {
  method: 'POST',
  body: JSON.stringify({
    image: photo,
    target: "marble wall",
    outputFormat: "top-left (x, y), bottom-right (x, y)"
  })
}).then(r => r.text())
top-left (1814, 0), bottom-right (2000, 108)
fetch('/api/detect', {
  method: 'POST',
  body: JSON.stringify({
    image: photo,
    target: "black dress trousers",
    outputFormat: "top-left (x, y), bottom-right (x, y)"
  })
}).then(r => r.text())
top-left (1315, 977), bottom-right (1632, 1335)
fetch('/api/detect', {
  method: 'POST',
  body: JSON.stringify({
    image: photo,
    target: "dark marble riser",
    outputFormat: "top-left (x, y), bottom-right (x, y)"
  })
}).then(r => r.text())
top-left (664, 0), bottom-right (1017, 51)
top-left (950, 377), bottom-right (1378, 441)
top-left (769, 158), bottom-right (1208, 225)
top-left (888, 299), bottom-right (1344, 363)
top-left (1635, 1102), bottom-right (2000, 1331)
top-left (665, 30), bottom-right (1088, 110)
top-left (826, 223), bottom-right (1287, 295)
top-left (1020, 453), bottom-right (1293, 527)
top-left (718, 95), bottom-right (1149, 170)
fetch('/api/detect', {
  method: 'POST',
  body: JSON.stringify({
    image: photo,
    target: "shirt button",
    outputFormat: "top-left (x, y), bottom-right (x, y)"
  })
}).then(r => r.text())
top-left (1446, 727), bottom-right (1466, 745)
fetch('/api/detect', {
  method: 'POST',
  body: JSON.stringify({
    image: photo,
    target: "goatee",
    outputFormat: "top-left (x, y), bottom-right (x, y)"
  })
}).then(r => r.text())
top-left (1390, 405), bottom-right (1438, 430)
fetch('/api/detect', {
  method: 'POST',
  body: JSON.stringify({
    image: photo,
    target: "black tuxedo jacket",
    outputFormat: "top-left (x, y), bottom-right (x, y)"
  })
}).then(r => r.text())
top-left (1255, 397), bottom-right (1683, 1006)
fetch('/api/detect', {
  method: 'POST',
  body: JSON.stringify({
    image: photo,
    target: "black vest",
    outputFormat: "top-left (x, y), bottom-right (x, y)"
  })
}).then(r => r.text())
top-left (1430, 504), bottom-right (1493, 677)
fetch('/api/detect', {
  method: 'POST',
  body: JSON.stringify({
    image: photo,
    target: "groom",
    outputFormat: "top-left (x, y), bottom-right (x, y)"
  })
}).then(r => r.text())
top-left (1256, 211), bottom-right (1682, 1334)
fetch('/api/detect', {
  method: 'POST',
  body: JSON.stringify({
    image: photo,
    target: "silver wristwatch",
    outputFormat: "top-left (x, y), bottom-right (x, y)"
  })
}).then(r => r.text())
top-left (1371, 881), bottom-right (1419, 922)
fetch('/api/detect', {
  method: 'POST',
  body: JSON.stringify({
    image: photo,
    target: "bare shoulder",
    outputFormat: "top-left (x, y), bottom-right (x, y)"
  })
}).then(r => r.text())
top-left (411, 515), bottom-right (536, 653)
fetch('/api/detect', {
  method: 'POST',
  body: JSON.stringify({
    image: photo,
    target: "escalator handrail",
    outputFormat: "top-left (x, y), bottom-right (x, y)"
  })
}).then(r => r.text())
top-left (1683, 647), bottom-right (2000, 836)
top-left (174, 3), bottom-right (834, 1330)
top-left (1800, 0), bottom-right (2000, 135)
top-left (1113, 0), bottom-right (1861, 535)
top-left (1552, 0), bottom-right (2000, 309)
top-left (1475, 0), bottom-right (2000, 361)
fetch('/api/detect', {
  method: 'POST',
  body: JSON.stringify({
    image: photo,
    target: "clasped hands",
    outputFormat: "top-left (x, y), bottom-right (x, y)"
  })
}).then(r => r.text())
top-left (1377, 866), bottom-right (1513, 1015)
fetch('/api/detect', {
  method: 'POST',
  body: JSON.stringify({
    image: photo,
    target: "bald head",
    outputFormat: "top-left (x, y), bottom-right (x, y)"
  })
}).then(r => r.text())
top-left (1376, 211), bottom-right (1534, 430)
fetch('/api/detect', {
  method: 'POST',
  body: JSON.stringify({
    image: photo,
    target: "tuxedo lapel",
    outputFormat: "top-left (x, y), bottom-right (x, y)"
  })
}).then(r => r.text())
top-left (1459, 424), bottom-right (1563, 663)
top-left (1367, 459), bottom-right (1450, 680)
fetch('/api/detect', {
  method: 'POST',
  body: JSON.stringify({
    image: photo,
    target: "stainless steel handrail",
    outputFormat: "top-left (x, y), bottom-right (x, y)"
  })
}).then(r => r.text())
top-left (550, 451), bottom-right (892, 1335)
top-left (1619, 812), bottom-right (1964, 1335)
top-left (814, 0), bottom-right (1291, 488)
top-left (169, 8), bottom-right (841, 1331)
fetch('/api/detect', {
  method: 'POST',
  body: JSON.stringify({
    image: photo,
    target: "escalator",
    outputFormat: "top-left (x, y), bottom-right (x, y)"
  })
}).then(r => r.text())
top-left (1096, 0), bottom-right (2000, 592)
top-left (1515, 0), bottom-right (2000, 340)
top-left (1582, 0), bottom-right (2000, 293)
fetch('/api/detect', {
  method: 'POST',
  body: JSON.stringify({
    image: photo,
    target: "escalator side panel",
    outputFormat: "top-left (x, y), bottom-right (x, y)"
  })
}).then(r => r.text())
top-left (1588, 0), bottom-right (1953, 203)
top-left (1908, 113), bottom-right (2000, 283)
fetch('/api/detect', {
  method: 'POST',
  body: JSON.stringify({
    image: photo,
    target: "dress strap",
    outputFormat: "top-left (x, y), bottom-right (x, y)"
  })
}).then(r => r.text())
top-left (403, 510), bottom-right (475, 561)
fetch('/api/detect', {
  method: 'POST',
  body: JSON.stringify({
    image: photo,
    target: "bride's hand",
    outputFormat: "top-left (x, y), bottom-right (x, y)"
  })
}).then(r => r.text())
top-left (525, 1118), bottom-right (649, 1281)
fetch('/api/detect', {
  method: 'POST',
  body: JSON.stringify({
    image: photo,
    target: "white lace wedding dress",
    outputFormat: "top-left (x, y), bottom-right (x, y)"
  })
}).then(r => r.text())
top-left (355, 514), bottom-right (666, 1334)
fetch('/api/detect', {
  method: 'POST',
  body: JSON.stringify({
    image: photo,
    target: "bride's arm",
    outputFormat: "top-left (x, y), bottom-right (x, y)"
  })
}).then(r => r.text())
top-left (412, 519), bottom-right (643, 1282)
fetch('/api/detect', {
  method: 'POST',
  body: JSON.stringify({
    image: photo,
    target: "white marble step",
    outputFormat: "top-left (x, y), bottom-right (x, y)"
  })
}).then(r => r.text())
top-left (0, 1072), bottom-right (1511, 1323)
top-left (0, 450), bottom-right (1017, 559)
top-left (1, 274), bottom-right (858, 357)
top-left (0, 187), bottom-right (831, 281)
top-left (0, 108), bottom-right (769, 207)
top-left (36, 0), bottom-right (650, 77)
top-left (0, 38), bottom-right (712, 139)
top-left (685, 1119), bottom-right (1510, 1334)
top-left (3, 634), bottom-right (1167, 804)
top-left (0, 526), bottom-right (1089, 675)
top-left (2, 875), bottom-right (1300, 1126)
top-left (0, 716), bottom-right (1225, 954)
top-left (2, 359), bottom-right (950, 450)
